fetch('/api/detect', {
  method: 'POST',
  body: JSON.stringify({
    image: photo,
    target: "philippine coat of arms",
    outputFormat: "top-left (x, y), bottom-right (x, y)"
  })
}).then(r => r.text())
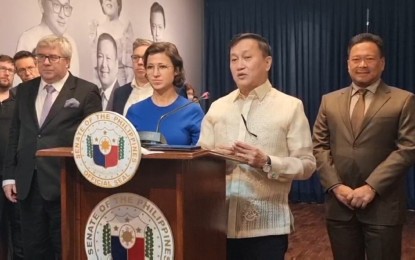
top-left (73, 111), bottom-right (141, 188)
top-left (84, 193), bottom-right (174, 259)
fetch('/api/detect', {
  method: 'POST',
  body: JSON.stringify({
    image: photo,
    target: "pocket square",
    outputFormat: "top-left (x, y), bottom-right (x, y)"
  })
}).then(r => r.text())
top-left (64, 98), bottom-right (80, 108)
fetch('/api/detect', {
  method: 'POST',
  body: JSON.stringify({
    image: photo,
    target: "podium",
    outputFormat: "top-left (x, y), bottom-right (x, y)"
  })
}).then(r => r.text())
top-left (37, 147), bottom-right (230, 260)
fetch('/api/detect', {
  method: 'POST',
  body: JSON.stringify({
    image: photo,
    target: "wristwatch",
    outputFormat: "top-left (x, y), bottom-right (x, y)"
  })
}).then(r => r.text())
top-left (262, 156), bottom-right (272, 173)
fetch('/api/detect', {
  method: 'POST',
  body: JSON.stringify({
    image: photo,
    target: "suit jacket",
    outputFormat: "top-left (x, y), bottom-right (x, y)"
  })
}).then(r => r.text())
top-left (104, 81), bottom-right (120, 111)
top-left (112, 82), bottom-right (133, 114)
top-left (3, 74), bottom-right (102, 201)
top-left (313, 82), bottom-right (415, 225)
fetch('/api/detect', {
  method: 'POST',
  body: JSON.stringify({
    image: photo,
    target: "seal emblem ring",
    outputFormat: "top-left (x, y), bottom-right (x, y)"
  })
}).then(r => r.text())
top-left (84, 193), bottom-right (175, 259)
top-left (73, 111), bottom-right (141, 188)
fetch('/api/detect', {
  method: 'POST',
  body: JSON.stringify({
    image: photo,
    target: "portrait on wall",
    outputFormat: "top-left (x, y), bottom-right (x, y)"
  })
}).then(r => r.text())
top-left (16, 0), bottom-right (80, 76)
top-left (0, 0), bottom-right (203, 94)
top-left (89, 0), bottom-right (134, 87)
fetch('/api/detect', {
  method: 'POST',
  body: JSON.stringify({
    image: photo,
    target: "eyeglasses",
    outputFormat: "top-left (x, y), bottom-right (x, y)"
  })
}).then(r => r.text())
top-left (48, 0), bottom-right (73, 17)
top-left (241, 114), bottom-right (257, 138)
top-left (36, 54), bottom-right (66, 63)
top-left (0, 66), bottom-right (15, 74)
top-left (131, 55), bottom-right (144, 62)
top-left (145, 64), bottom-right (173, 73)
top-left (17, 66), bottom-right (36, 74)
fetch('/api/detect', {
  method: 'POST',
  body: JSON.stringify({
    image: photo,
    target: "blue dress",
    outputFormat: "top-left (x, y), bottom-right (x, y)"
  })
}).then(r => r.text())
top-left (126, 96), bottom-right (204, 145)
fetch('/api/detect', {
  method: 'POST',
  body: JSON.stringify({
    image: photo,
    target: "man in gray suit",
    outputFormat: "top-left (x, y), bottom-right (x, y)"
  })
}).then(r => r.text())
top-left (313, 33), bottom-right (415, 259)
top-left (3, 35), bottom-right (101, 259)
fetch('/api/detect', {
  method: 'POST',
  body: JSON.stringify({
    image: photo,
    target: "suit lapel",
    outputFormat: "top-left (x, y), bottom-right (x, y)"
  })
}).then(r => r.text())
top-left (28, 78), bottom-right (41, 128)
top-left (338, 86), bottom-right (354, 139)
top-left (357, 82), bottom-right (391, 136)
top-left (40, 74), bottom-right (76, 129)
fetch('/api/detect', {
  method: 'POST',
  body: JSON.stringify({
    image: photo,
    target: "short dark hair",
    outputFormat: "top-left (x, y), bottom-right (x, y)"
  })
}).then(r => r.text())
top-left (229, 33), bottom-right (272, 57)
top-left (99, 0), bottom-right (122, 16)
top-left (150, 2), bottom-right (166, 27)
top-left (0, 54), bottom-right (14, 65)
top-left (97, 33), bottom-right (118, 57)
top-left (144, 42), bottom-right (185, 86)
top-left (13, 50), bottom-right (36, 63)
top-left (347, 33), bottom-right (384, 57)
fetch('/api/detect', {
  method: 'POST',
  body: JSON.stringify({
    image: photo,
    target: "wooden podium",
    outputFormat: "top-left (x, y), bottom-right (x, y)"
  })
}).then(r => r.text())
top-left (37, 148), bottom-right (230, 260)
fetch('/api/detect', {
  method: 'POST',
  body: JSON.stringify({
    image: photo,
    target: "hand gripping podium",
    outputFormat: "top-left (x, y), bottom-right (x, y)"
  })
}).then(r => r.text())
top-left (36, 147), bottom-right (231, 260)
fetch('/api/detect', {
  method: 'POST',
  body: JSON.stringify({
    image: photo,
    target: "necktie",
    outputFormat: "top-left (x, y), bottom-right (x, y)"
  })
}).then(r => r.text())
top-left (101, 90), bottom-right (108, 110)
top-left (351, 89), bottom-right (368, 135)
top-left (39, 85), bottom-right (56, 126)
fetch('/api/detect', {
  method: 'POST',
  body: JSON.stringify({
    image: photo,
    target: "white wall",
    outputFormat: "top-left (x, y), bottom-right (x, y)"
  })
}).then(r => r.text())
top-left (0, 0), bottom-right (204, 93)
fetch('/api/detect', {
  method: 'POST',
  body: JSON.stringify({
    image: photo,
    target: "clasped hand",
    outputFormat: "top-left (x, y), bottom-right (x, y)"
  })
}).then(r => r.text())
top-left (333, 184), bottom-right (376, 210)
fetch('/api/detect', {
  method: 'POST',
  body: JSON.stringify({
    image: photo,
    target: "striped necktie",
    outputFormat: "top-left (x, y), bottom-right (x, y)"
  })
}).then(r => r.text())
top-left (351, 89), bottom-right (368, 135)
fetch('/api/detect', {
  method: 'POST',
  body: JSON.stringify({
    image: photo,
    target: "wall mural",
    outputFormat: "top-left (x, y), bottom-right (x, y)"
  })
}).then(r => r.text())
top-left (0, 0), bottom-right (203, 93)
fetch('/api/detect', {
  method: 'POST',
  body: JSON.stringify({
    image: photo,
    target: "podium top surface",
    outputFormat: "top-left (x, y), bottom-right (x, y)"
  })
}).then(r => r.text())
top-left (36, 147), bottom-right (245, 162)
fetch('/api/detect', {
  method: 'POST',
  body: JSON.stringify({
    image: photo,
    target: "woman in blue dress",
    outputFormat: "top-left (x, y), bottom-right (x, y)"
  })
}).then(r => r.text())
top-left (126, 42), bottom-right (204, 145)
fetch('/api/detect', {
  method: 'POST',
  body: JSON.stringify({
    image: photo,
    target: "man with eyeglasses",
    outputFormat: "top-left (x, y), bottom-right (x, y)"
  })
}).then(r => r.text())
top-left (0, 55), bottom-right (17, 259)
top-left (198, 33), bottom-right (316, 259)
top-left (2, 35), bottom-right (101, 259)
top-left (112, 38), bottom-right (153, 115)
top-left (15, 0), bottom-right (80, 76)
top-left (14, 50), bottom-right (40, 83)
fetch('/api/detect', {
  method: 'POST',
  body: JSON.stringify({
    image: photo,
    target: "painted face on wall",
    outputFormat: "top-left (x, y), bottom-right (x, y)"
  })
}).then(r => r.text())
top-left (43, 0), bottom-right (73, 36)
top-left (101, 0), bottom-right (119, 18)
top-left (97, 38), bottom-right (118, 89)
top-left (150, 11), bottom-right (165, 42)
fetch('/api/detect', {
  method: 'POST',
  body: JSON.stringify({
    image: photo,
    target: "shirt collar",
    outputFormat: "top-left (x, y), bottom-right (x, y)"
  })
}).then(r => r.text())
top-left (40, 72), bottom-right (70, 92)
top-left (232, 80), bottom-right (273, 102)
top-left (351, 79), bottom-right (381, 96)
top-left (131, 78), bottom-right (150, 90)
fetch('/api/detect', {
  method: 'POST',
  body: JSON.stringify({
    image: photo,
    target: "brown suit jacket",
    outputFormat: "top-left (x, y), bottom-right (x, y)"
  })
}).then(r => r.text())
top-left (313, 81), bottom-right (415, 225)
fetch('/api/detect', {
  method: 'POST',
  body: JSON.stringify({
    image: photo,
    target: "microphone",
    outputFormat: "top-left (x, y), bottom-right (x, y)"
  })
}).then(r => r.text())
top-left (139, 92), bottom-right (210, 147)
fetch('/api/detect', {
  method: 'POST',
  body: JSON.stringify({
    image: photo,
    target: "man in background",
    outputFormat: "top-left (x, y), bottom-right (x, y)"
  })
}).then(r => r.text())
top-left (16, 0), bottom-right (80, 76)
top-left (0, 55), bottom-right (16, 259)
top-left (198, 33), bottom-right (316, 259)
top-left (96, 33), bottom-right (120, 111)
top-left (113, 38), bottom-right (153, 115)
top-left (313, 33), bottom-right (415, 259)
top-left (150, 2), bottom-right (166, 42)
top-left (14, 50), bottom-right (40, 82)
top-left (3, 35), bottom-right (101, 259)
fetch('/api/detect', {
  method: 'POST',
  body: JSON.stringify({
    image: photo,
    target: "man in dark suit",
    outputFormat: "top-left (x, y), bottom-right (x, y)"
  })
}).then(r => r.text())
top-left (2, 35), bottom-right (101, 259)
top-left (113, 38), bottom-right (153, 115)
top-left (96, 33), bottom-right (120, 111)
top-left (313, 33), bottom-right (415, 259)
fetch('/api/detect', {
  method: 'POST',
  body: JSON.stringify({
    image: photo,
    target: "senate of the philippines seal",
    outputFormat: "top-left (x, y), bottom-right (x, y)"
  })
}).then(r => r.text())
top-left (73, 111), bottom-right (141, 188)
top-left (84, 193), bottom-right (174, 259)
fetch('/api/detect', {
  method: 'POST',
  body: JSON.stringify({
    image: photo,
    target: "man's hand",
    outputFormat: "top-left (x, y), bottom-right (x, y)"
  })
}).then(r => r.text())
top-left (232, 141), bottom-right (268, 168)
top-left (332, 184), bottom-right (354, 210)
top-left (3, 184), bottom-right (18, 203)
top-left (347, 184), bottom-right (376, 209)
top-left (214, 144), bottom-right (235, 155)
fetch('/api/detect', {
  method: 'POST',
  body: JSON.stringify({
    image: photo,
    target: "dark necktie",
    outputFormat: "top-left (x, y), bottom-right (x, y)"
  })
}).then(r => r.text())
top-left (39, 85), bottom-right (56, 126)
top-left (351, 89), bottom-right (368, 135)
